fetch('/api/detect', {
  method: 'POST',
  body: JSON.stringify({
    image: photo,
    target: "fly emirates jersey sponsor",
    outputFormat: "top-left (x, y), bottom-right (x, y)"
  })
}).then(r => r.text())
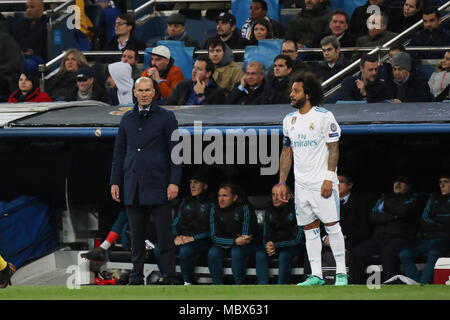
top-left (282, 107), bottom-right (341, 190)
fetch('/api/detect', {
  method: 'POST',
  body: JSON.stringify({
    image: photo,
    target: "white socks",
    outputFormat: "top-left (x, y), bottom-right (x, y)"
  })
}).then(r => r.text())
top-left (100, 240), bottom-right (112, 250)
top-left (325, 223), bottom-right (347, 275)
top-left (304, 228), bottom-right (323, 279)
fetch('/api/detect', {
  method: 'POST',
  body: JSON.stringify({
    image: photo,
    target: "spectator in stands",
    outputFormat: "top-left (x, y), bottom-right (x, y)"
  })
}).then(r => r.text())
top-left (257, 54), bottom-right (293, 104)
top-left (386, 51), bottom-right (432, 102)
top-left (208, 181), bottom-right (266, 285)
top-left (428, 50), bottom-right (450, 101)
top-left (399, 172), bottom-right (450, 284)
top-left (207, 12), bottom-right (248, 49)
top-left (267, 40), bottom-right (313, 79)
top-left (350, 174), bottom-right (425, 284)
top-left (14, 0), bottom-right (48, 71)
top-left (121, 46), bottom-right (142, 80)
top-left (313, 35), bottom-right (350, 83)
top-left (241, 0), bottom-right (284, 41)
top-left (340, 54), bottom-right (388, 102)
top-left (45, 49), bottom-right (91, 101)
top-left (352, 11), bottom-right (398, 61)
top-left (166, 56), bottom-right (227, 105)
top-left (140, 45), bottom-right (185, 101)
top-left (206, 39), bottom-right (244, 93)
top-left (285, 0), bottom-right (331, 48)
top-left (64, 67), bottom-right (107, 102)
top-left (225, 61), bottom-right (266, 105)
top-left (256, 184), bottom-right (305, 284)
top-left (409, 8), bottom-right (450, 60)
top-left (0, 32), bottom-right (22, 102)
top-left (312, 9), bottom-right (356, 60)
top-left (379, 43), bottom-right (407, 83)
top-left (348, 0), bottom-right (391, 38)
top-left (8, 72), bottom-right (52, 103)
top-left (160, 13), bottom-right (199, 48)
top-left (94, 0), bottom-right (122, 48)
top-left (172, 172), bottom-right (214, 285)
top-left (248, 18), bottom-right (275, 45)
top-left (389, 0), bottom-right (424, 34)
top-left (102, 14), bottom-right (145, 62)
top-left (107, 61), bottom-right (134, 105)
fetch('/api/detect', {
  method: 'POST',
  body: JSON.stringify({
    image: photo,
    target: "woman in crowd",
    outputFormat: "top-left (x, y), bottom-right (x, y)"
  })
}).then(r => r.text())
top-left (248, 18), bottom-right (274, 45)
top-left (45, 48), bottom-right (90, 101)
top-left (8, 72), bottom-right (52, 103)
top-left (428, 50), bottom-right (450, 102)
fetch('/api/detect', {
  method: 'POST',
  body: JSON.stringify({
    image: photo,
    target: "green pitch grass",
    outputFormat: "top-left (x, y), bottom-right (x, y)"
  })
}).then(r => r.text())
top-left (1, 285), bottom-right (449, 300)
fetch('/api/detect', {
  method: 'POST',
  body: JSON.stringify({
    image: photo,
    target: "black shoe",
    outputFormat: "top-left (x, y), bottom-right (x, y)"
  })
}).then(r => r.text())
top-left (0, 263), bottom-right (16, 288)
top-left (161, 276), bottom-right (182, 285)
top-left (81, 247), bottom-right (107, 261)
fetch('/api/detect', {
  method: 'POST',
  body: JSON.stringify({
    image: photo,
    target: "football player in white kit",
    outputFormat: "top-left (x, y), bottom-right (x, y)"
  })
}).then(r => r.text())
top-left (277, 72), bottom-right (348, 286)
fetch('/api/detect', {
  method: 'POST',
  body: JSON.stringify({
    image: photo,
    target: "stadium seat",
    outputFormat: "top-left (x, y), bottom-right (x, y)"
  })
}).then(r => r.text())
top-left (330, 0), bottom-right (366, 17)
top-left (415, 64), bottom-right (436, 81)
top-left (231, 0), bottom-right (279, 29)
top-left (244, 39), bottom-right (284, 72)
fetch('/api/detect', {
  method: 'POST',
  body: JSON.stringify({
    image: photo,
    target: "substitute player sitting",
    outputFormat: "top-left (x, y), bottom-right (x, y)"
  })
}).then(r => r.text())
top-left (278, 72), bottom-right (348, 286)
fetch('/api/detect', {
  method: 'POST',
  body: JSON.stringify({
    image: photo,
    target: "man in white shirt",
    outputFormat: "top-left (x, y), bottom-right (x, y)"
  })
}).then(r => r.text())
top-left (278, 72), bottom-right (348, 286)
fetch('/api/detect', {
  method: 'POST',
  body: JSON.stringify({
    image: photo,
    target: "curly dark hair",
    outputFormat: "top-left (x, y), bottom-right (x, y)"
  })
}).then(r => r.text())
top-left (293, 72), bottom-right (324, 106)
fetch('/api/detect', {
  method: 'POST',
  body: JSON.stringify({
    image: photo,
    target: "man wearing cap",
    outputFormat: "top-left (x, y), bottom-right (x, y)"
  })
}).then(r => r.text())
top-left (386, 51), bottom-right (432, 103)
top-left (350, 174), bottom-right (426, 284)
top-left (162, 13), bottom-right (199, 48)
top-left (206, 12), bottom-right (248, 49)
top-left (140, 45), bottom-right (185, 101)
top-left (65, 67), bottom-right (107, 102)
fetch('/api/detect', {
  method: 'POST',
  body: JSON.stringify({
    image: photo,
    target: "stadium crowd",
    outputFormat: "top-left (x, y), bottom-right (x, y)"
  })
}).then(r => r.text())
top-left (0, 0), bottom-right (450, 288)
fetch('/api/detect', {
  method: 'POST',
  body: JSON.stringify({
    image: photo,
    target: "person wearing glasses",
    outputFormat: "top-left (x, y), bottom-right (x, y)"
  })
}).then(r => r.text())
top-left (266, 40), bottom-right (313, 81)
top-left (102, 14), bottom-right (145, 63)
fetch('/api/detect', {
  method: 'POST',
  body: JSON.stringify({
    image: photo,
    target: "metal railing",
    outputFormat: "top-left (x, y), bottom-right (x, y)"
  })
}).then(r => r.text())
top-left (321, 0), bottom-right (450, 98)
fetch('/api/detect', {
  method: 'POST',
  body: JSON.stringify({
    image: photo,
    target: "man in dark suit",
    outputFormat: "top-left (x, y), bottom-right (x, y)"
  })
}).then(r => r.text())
top-left (110, 77), bottom-right (183, 285)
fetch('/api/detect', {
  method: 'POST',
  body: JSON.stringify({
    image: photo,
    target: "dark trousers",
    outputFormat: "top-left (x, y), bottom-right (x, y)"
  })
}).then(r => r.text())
top-left (350, 238), bottom-right (410, 284)
top-left (126, 203), bottom-right (176, 283)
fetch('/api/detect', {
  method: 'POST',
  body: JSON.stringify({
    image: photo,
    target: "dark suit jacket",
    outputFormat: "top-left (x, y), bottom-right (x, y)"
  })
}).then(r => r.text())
top-left (165, 79), bottom-right (227, 106)
top-left (110, 102), bottom-right (183, 206)
top-left (340, 192), bottom-right (372, 250)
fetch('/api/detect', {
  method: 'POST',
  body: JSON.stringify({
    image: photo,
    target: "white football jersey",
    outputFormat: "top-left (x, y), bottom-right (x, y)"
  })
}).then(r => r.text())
top-left (282, 106), bottom-right (341, 190)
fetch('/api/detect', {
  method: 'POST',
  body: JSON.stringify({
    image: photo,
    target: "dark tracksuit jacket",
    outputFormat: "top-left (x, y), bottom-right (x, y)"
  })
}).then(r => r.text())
top-left (263, 199), bottom-right (303, 248)
top-left (210, 199), bottom-right (261, 247)
top-left (339, 75), bottom-right (388, 103)
top-left (172, 193), bottom-right (214, 240)
top-left (420, 193), bottom-right (450, 239)
top-left (370, 192), bottom-right (425, 240)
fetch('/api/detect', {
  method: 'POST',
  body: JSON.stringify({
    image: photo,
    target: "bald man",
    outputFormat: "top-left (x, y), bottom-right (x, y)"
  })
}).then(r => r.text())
top-left (110, 77), bottom-right (183, 285)
top-left (15, 0), bottom-right (48, 64)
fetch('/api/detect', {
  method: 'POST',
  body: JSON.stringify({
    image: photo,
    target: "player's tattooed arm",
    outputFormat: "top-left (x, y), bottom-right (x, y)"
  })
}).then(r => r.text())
top-left (326, 141), bottom-right (339, 171)
top-left (279, 146), bottom-right (293, 183)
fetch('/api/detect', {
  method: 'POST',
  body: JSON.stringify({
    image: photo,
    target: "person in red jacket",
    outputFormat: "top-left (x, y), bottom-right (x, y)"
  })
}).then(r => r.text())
top-left (140, 45), bottom-right (184, 101)
top-left (8, 72), bottom-right (52, 103)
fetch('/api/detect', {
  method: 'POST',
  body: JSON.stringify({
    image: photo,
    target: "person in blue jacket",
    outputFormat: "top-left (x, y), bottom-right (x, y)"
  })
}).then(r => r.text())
top-left (110, 77), bottom-right (182, 285)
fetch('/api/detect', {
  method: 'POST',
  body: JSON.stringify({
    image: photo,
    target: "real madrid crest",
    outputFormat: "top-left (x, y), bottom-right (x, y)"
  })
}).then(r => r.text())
top-left (309, 122), bottom-right (315, 130)
top-left (291, 116), bottom-right (297, 125)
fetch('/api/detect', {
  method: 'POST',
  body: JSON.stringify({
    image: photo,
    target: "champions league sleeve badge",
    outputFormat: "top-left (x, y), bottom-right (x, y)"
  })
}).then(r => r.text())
top-left (330, 123), bottom-right (337, 132)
